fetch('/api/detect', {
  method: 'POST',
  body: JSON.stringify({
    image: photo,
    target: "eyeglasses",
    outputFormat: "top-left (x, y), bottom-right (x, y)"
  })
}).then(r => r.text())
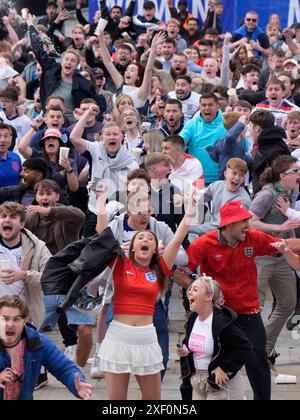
top-left (133, 210), bottom-right (152, 216)
top-left (122, 112), bottom-right (137, 118)
top-left (246, 18), bottom-right (257, 22)
top-left (285, 167), bottom-right (300, 174)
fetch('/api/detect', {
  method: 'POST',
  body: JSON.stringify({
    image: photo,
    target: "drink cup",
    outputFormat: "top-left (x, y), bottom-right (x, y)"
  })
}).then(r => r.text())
top-left (94, 18), bottom-right (108, 36)
top-left (141, 122), bottom-right (151, 132)
top-left (59, 147), bottom-right (70, 163)
top-left (21, 8), bottom-right (28, 20)
top-left (132, 147), bottom-right (142, 161)
top-left (0, 260), bottom-right (11, 279)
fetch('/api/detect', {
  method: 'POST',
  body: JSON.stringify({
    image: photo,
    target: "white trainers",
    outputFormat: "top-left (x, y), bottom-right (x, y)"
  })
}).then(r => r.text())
top-left (90, 355), bottom-right (104, 379)
top-left (64, 345), bottom-right (77, 362)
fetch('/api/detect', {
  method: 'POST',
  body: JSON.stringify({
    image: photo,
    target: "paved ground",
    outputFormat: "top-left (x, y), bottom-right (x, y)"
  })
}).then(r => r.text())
top-left (34, 284), bottom-right (300, 400)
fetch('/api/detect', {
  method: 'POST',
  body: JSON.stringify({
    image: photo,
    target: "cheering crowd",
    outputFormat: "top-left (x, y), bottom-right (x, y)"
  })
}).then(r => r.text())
top-left (1, 0), bottom-right (300, 401)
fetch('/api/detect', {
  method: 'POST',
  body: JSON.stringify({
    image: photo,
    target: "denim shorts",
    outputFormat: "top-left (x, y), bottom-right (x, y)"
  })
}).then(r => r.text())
top-left (43, 294), bottom-right (95, 329)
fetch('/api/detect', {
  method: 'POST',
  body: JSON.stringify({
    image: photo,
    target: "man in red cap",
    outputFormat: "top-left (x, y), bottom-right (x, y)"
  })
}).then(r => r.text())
top-left (175, 200), bottom-right (286, 400)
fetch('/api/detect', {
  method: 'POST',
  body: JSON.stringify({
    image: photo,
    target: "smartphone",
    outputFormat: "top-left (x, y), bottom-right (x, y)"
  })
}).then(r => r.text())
top-left (207, 373), bottom-right (221, 390)
top-left (176, 343), bottom-right (182, 348)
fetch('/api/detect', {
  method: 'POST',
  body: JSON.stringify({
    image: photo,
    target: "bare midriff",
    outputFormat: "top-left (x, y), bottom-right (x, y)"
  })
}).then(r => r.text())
top-left (114, 314), bottom-right (153, 326)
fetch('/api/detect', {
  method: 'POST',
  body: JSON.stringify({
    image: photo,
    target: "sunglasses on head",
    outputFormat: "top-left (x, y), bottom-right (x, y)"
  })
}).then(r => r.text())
top-left (246, 18), bottom-right (257, 22)
top-left (285, 167), bottom-right (300, 174)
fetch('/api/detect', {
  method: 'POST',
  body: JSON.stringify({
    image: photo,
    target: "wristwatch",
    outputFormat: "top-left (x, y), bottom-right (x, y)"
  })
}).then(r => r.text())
top-left (31, 124), bottom-right (39, 132)
top-left (66, 169), bottom-right (73, 174)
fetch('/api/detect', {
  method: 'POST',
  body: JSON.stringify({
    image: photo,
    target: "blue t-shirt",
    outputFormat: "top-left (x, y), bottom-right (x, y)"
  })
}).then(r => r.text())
top-left (0, 151), bottom-right (22, 187)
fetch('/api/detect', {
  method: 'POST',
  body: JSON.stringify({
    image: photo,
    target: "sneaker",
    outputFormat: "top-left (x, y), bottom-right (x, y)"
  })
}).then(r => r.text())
top-left (268, 349), bottom-right (280, 372)
top-left (64, 345), bottom-right (77, 362)
top-left (90, 355), bottom-right (104, 379)
top-left (35, 373), bottom-right (48, 390)
top-left (286, 309), bottom-right (300, 331)
top-left (42, 325), bottom-right (52, 332)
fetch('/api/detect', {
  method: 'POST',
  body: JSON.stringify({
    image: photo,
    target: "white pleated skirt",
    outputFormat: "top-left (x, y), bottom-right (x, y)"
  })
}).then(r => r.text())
top-left (98, 320), bottom-right (164, 375)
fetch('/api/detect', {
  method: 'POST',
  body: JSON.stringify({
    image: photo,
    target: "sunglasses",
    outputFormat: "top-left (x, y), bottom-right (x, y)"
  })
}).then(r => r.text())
top-left (285, 167), bottom-right (300, 174)
top-left (246, 18), bottom-right (257, 22)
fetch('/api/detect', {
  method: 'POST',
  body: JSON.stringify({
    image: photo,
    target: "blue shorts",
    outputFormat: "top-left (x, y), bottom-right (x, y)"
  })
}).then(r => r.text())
top-left (43, 294), bottom-right (95, 329)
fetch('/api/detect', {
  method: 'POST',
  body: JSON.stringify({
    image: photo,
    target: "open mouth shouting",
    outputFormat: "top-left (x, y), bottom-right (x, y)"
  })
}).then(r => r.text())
top-left (203, 111), bottom-right (213, 120)
top-left (64, 64), bottom-right (72, 72)
top-left (2, 224), bottom-right (13, 234)
top-left (269, 95), bottom-right (279, 106)
top-left (230, 180), bottom-right (240, 190)
top-left (141, 244), bottom-right (149, 252)
top-left (176, 90), bottom-right (185, 99)
top-left (290, 128), bottom-right (298, 138)
top-left (168, 117), bottom-right (176, 126)
top-left (125, 119), bottom-right (134, 127)
top-left (108, 140), bottom-right (117, 148)
top-left (188, 297), bottom-right (196, 311)
top-left (125, 74), bottom-right (132, 84)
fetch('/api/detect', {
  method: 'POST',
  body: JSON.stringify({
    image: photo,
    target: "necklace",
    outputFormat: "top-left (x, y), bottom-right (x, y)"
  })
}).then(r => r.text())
top-left (4, 336), bottom-right (22, 349)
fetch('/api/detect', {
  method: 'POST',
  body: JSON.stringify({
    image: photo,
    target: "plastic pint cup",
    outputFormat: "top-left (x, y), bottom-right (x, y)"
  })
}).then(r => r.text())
top-left (0, 260), bottom-right (11, 279)
top-left (132, 147), bottom-right (142, 161)
top-left (95, 18), bottom-right (108, 35)
top-left (59, 147), bottom-right (70, 163)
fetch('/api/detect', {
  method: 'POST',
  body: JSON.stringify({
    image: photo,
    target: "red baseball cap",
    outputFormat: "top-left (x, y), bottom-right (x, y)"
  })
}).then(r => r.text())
top-left (219, 201), bottom-right (252, 228)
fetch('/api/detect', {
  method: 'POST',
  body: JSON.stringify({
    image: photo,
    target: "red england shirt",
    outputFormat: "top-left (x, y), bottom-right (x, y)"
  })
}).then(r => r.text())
top-left (187, 229), bottom-right (281, 314)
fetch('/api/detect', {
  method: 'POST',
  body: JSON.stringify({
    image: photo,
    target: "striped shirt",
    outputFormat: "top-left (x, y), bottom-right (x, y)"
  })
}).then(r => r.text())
top-left (254, 99), bottom-right (300, 126)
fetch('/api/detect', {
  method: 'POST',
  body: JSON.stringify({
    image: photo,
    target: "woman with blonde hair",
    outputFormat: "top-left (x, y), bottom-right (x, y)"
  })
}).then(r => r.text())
top-left (110, 94), bottom-right (134, 126)
top-left (121, 106), bottom-right (143, 159)
top-left (178, 275), bottom-right (252, 400)
top-left (142, 130), bottom-right (165, 154)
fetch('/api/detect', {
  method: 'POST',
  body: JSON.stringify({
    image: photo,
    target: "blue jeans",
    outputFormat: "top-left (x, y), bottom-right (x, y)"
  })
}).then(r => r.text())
top-left (235, 313), bottom-right (271, 400)
top-left (43, 294), bottom-right (95, 329)
top-left (153, 300), bottom-right (169, 379)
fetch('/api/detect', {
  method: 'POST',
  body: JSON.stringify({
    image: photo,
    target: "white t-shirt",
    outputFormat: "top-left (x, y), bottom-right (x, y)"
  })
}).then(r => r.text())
top-left (169, 153), bottom-right (204, 193)
top-left (188, 313), bottom-right (214, 370)
top-left (0, 111), bottom-right (32, 153)
top-left (85, 141), bottom-right (139, 214)
top-left (168, 91), bottom-right (201, 123)
top-left (0, 240), bottom-right (25, 299)
top-left (0, 64), bottom-right (18, 90)
top-left (113, 85), bottom-right (146, 109)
